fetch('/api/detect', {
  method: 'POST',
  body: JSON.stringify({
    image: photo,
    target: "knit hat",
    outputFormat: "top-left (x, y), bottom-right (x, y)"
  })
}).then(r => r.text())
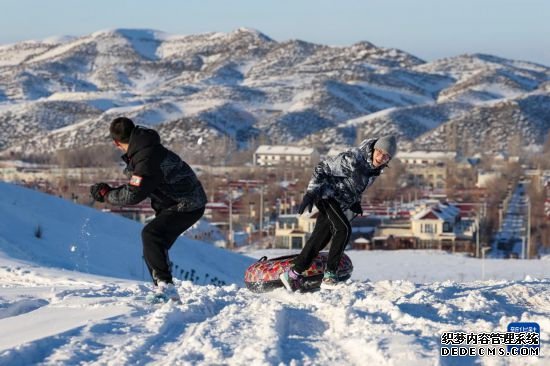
top-left (374, 135), bottom-right (397, 157)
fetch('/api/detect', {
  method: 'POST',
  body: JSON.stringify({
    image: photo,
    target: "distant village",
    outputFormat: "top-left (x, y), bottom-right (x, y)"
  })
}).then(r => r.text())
top-left (1, 143), bottom-right (549, 259)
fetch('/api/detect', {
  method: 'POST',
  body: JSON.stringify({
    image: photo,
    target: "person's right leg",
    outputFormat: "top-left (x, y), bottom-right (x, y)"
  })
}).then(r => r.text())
top-left (281, 201), bottom-right (332, 291)
top-left (292, 203), bottom-right (332, 273)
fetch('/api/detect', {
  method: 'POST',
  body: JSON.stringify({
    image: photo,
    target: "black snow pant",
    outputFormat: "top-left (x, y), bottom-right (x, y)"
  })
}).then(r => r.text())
top-left (292, 198), bottom-right (351, 274)
top-left (142, 206), bottom-right (205, 285)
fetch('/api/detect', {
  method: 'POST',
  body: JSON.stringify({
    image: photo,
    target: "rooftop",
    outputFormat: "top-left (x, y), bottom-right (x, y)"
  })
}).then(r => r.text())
top-left (255, 145), bottom-right (317, 155)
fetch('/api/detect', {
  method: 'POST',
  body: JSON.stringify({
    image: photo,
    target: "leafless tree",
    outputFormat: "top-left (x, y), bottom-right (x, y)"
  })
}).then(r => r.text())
top-left (55, 144), bottom-right (119, 168)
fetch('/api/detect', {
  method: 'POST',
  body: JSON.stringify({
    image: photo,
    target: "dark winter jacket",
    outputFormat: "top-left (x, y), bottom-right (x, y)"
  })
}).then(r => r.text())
top-left (106, 126), bottom-right (207, 213)
top-left (306, 138), bottom-right (385, 210)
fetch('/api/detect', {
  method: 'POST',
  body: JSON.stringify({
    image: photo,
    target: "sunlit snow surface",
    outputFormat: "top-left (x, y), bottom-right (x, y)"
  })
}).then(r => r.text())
top-left (0, 182), bottom-right (548, 365)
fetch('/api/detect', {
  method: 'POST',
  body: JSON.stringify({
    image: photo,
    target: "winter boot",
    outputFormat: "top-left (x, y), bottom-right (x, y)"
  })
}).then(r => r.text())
top-left (146, 281), bottom-right (181, 304)
top-left (280, 267), bottom-right (304, 292)
top-left (320, 271), bottom-right (339, 289)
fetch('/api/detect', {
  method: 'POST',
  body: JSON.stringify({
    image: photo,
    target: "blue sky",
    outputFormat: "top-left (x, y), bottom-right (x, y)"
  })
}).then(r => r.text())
top-left (2, 0), bottom-right (549, 65)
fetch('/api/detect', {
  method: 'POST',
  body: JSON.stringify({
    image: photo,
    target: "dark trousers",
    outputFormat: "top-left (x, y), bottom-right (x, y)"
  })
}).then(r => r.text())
top-left (142, 207), bottom-right (204, 284)
top-left (293, 198), bottom-right (351, 273)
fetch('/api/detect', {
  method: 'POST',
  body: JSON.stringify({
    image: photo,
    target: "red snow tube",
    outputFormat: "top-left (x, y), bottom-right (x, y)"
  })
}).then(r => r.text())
top-left (244, 252), bottom-right (353, 292)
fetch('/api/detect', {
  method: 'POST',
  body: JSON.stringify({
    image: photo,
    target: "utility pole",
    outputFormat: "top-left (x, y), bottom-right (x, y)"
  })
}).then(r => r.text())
top-left (259, 185), bottom-right (264, 240)
top-left (475, 215), bottom-right (480, 258)
top-left (228, 192), bottom-right (233, 249)
top-left (527, 198), bottom-right (531, 259)
top-left (498, 204), bottom-right (503, 231)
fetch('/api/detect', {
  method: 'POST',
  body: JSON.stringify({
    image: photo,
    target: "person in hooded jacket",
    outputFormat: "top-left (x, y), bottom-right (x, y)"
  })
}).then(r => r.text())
top-left (280, 135), bottom-right (398, 291)
top-left (90, 117), bottom-right (207, 302)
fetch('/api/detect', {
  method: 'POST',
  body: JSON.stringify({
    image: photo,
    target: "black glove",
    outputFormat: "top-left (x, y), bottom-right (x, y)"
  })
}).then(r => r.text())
top-left (90, 183), bottom-right (112, 202)
top-left (298, 192), bottom-right (317, 214)
top-left (350, 201), bottom-right (363, 216)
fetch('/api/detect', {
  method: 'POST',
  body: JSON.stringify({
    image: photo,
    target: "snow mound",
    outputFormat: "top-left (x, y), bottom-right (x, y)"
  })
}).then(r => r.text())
top-left (0, 181), bottom-right (253, 285)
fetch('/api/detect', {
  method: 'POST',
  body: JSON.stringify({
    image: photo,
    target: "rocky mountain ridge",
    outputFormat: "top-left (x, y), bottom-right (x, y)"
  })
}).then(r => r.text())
top-left (0, 28), bottom-right (549, 157)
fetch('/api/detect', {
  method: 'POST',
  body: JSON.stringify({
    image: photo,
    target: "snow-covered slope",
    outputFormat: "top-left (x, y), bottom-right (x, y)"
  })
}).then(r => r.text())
top-left (0, 181), bottom-right (252, 284)
top-left (2, 265), bottom-right (548, 365)
top-left (0, 182), bottom-right (549, 364)
top-left (1, 29), bottom-right (549, 155)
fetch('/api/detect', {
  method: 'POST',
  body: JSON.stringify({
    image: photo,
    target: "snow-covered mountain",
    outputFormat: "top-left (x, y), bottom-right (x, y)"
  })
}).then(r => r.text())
top-left (0, 182), bottom-right (549, 364)
top-left (1, 28), bottom-right (549, 155)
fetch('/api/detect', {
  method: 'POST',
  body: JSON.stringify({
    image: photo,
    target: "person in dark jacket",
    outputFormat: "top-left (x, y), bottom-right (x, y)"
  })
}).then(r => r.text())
top-left (90, 117), bottom-right (207, 302)
top-left (280, 135), bottom-right (397, 291)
